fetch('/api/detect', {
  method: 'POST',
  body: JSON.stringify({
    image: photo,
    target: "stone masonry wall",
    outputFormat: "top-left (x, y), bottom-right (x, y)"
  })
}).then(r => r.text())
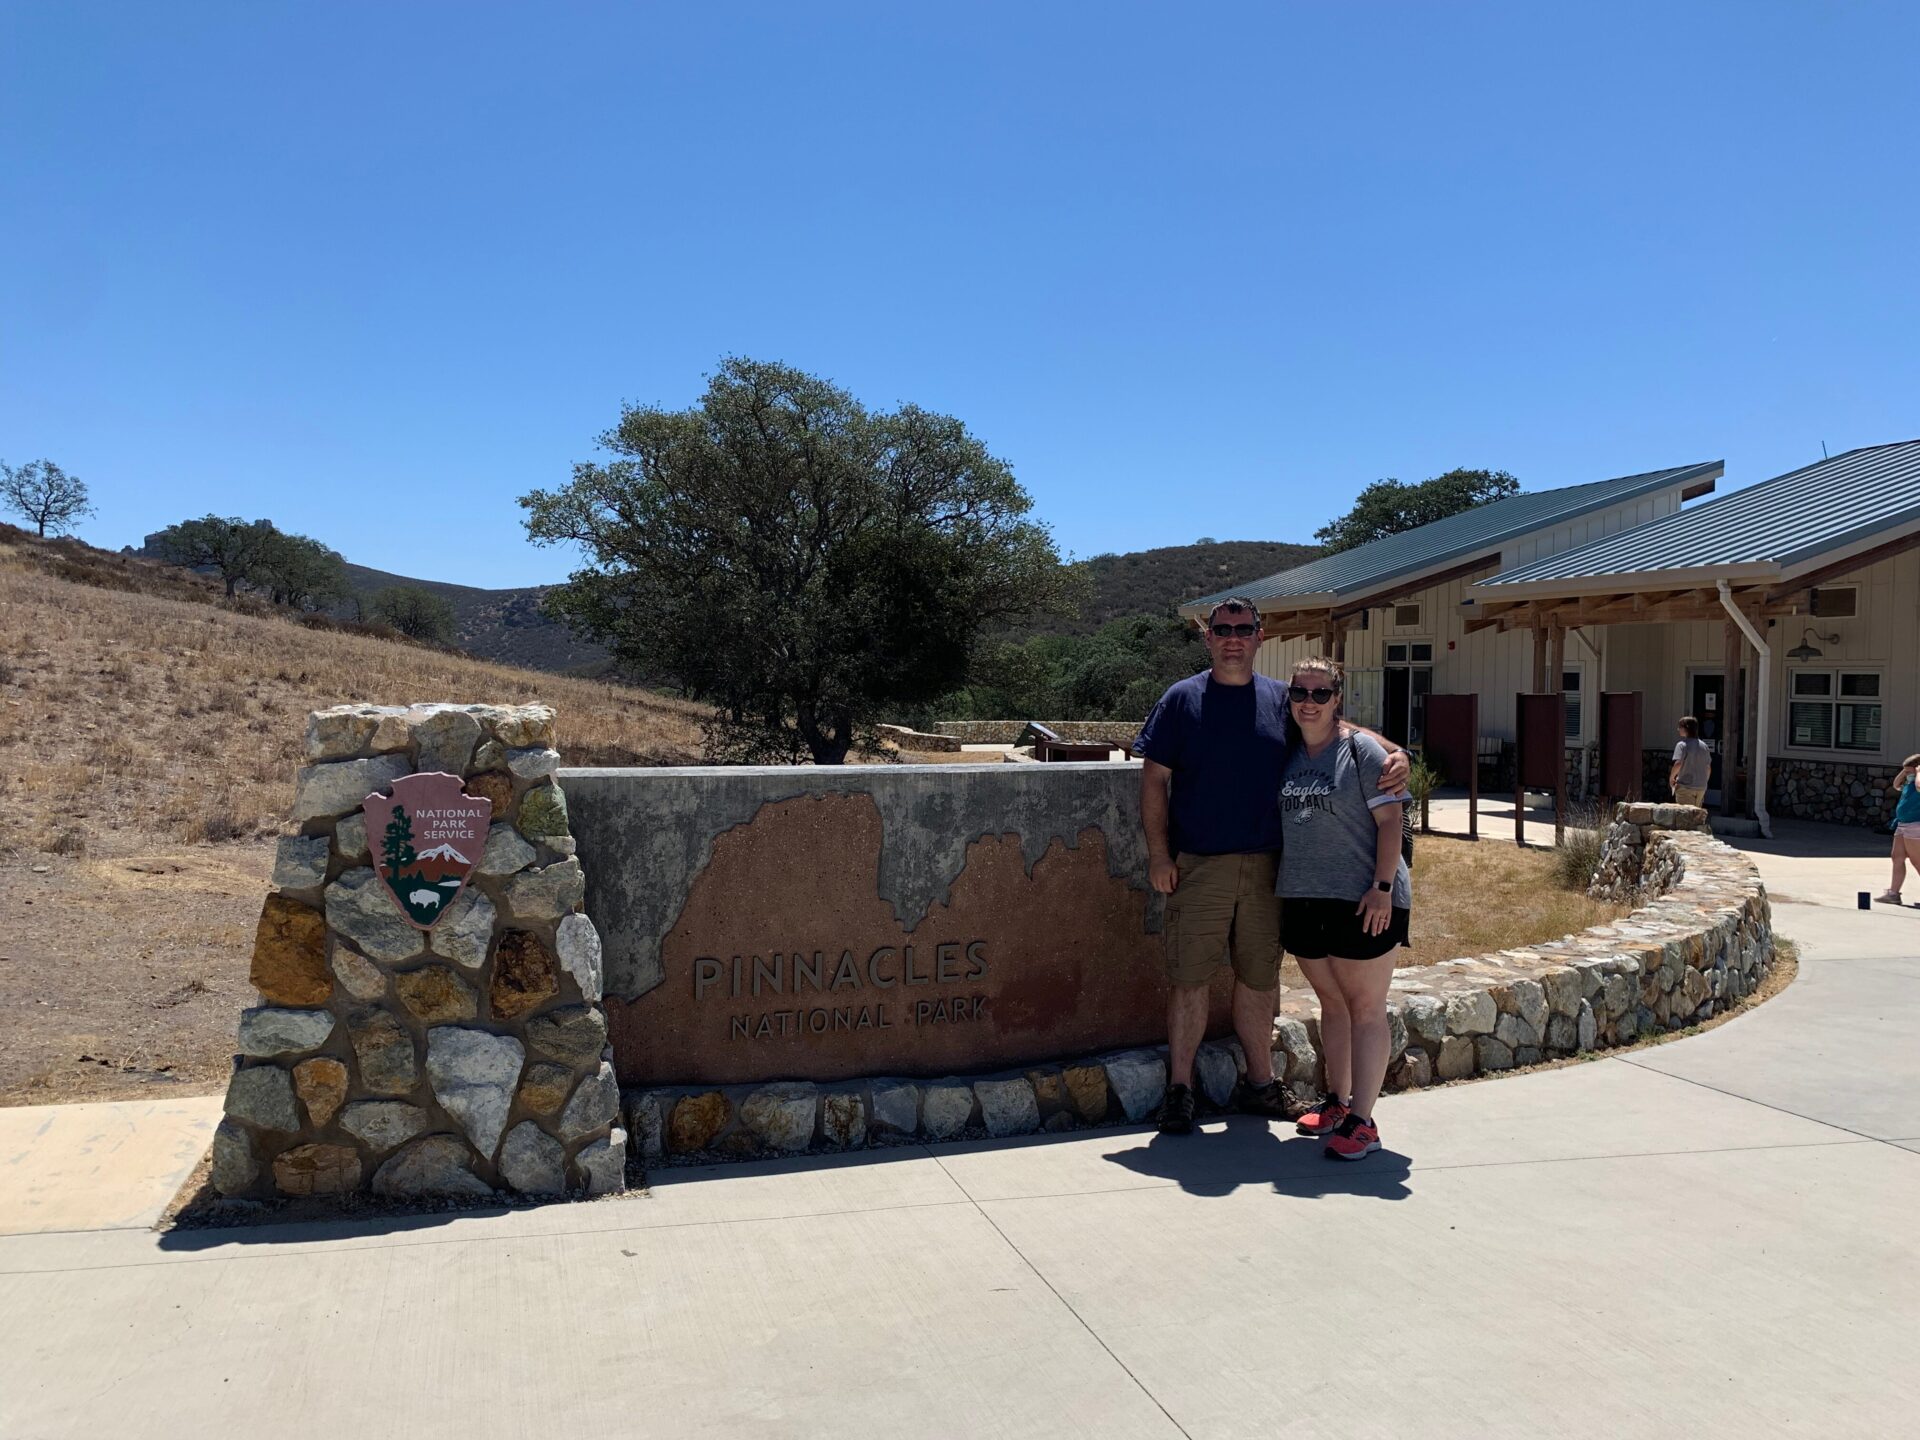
top-left (622, 806), bottom-right (1773, 1163)
top-left (212, 703), bottom-right (627, 1202)
top-left (1770, 756), bottom-right (1902, 829)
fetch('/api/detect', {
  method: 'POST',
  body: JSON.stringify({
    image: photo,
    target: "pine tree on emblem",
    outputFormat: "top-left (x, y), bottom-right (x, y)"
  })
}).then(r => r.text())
top-left (382, 807), bottom-right (418, 877)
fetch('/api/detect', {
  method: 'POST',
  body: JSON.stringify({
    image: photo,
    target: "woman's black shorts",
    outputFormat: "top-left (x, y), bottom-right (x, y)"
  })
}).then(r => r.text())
top-left (1281, 896), bottom-right (1411, 961)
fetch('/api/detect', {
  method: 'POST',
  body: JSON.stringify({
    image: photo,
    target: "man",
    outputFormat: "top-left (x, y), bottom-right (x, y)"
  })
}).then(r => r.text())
top-left (1669, 715), bottom-right (1711, 808)
top-left (1135, 597), bottom-right (1409, 1134)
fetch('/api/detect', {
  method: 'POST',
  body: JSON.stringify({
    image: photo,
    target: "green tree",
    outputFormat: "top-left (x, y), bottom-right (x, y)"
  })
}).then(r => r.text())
top-left (253, 531), bottom-right (348, 610)
top-left (521, 357), bottom-right (1076, 764)
top-left (927, 612), bottom-right (1205, 724)
top-left (382, 808), bottom-right (417, 875)
top-left (148, 514), bottom-right (279, 596)
top-left (1, 458), bottom-right (94, 538)
top-left (1313, 468), bottom-right (1521, 553)
top-left (368, 585), bottom-right (457, 644)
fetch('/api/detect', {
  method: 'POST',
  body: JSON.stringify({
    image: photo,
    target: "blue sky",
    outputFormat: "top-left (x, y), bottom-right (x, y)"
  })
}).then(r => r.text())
top-left (4, 2), bottom-right (1917, 587)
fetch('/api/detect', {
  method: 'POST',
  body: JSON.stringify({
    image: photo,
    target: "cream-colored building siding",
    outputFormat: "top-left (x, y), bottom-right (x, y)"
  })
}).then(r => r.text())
top-left (1505, 491), bottom-right (1682, 567)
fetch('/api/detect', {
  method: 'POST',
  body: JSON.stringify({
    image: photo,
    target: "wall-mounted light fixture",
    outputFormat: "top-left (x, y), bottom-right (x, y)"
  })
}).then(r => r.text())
top-left (1787, 627), bottom-right (1841, 661)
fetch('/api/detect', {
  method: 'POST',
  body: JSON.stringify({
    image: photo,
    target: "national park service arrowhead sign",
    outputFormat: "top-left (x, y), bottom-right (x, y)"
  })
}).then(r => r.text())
top-left (362, 772), bottom-right (493, 929)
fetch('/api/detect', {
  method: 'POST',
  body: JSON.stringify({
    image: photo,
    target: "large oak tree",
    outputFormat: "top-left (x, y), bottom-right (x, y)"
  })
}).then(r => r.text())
top-left (522, 358), bottom-right (1075, 763)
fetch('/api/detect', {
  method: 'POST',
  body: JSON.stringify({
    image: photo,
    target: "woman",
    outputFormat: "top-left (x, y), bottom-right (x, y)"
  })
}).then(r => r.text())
top-left (1875, 753), bottom-right (1920, 905)
top-left (1276, 657), bottom-right (1411, 1161)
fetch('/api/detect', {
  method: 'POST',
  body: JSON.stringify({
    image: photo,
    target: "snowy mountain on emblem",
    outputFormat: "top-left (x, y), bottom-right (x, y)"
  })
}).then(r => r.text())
top-left (416, 843), bottom-right (470, 864)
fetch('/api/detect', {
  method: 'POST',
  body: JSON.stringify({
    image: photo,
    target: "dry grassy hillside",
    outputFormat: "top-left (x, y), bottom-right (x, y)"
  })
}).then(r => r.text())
top-left (0, 531), bottom-right (707, 1105)
top-left (0, 534), bottom-right (705, 859)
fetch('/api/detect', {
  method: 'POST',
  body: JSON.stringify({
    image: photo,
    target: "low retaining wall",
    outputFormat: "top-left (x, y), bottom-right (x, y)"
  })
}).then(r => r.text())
top-left (622, 803), bottom-right (1774, 1161)
top-left (211, 704), bottom-right (626, 1202)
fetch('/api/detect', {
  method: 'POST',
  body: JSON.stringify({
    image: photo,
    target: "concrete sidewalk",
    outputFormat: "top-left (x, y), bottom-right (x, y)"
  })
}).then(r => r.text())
top-left (3, 829), bottom-right (1917, 1438)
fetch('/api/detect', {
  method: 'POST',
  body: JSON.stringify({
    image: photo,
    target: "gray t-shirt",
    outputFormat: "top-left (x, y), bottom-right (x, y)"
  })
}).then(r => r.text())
top-left (1276, 731), bottom-right (1412, 907)
top-left (1672, 738), bottom-right (1711, 789)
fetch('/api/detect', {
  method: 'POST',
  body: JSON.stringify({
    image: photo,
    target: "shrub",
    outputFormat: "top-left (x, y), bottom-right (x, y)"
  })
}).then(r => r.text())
top-left (43, 825), bottom-right (88, 857)
top-left (1406, 754), bottom-right (1443, 832)
top-left (1551, 800), bottom-right (1610, 890)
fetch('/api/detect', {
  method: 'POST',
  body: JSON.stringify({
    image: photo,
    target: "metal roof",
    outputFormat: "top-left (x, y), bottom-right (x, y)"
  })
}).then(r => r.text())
top-left (1182, 461), bottom-right (1722, 614)
top-left (1480, 440), bottom-right (1920, 594)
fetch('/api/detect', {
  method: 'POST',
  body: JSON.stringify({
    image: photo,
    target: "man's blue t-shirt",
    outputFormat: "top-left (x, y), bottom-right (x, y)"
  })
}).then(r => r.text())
top-left (1133, 672), bottom-right (1294, 855)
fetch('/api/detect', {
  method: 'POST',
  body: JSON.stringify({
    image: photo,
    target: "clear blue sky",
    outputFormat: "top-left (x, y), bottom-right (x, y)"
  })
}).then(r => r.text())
top-left (4, 2), bottom-right (1917, 587)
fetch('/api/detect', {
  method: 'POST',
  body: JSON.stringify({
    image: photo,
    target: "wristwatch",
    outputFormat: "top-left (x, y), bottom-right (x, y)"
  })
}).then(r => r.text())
top-left (1375, 881), bottom-right (1392, 893)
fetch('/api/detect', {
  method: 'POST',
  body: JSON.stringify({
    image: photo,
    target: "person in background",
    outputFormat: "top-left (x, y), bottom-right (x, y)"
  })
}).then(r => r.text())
top-left (1875, 753), bottom-right (1920, 905)
top-left (1274, 657), bottom-right (1411, 1162)
top-left (1135, 598), bottom-right (1408, 1136)
top-left (1670, 716), bottom-right (1712, 808)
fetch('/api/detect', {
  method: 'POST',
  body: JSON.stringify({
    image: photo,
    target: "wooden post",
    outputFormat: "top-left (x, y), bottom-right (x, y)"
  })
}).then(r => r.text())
top-left (1319, 621), bottom-right (1336, 657)
top-left (1722, 615), bottom-right (1744, 817)
top-left (1743, 614), bottom-right (1761, 819)
top-left (1331, 623), bottom-right (1346, 664)
top-left (1531, 622), bottom-right (1547, 694)
top-left (1547, 620), bottom-right (1566, 838)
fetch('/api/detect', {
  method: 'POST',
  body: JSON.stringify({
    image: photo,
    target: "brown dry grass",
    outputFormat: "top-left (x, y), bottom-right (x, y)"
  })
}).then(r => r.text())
top-left (1403, 834), bottom-right (1628, 964)
top-left (0, 535), bottom-right (708, 861)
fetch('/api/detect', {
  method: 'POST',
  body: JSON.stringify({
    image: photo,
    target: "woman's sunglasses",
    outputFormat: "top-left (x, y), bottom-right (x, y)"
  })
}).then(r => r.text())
top-left (1287, 684), bottom-right (1339, 704)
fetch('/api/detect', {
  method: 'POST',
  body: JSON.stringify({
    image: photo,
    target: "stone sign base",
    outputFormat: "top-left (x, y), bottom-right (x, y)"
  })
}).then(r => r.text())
top-left (212, 704), bottom-right (627, 1202)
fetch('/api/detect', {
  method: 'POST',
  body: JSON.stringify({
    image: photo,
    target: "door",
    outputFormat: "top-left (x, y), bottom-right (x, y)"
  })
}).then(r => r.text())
top-left (1384, 668), bottom-right (1412, 747)
top-left (1689, 672), bottom-right (1725, 795)
top-left (1382, 642), bottom-right (1434, 749)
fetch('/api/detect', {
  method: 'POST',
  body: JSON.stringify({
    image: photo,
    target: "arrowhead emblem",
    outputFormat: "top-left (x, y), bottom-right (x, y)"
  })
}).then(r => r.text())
top-left (361, 772), bottom-right (493, 930)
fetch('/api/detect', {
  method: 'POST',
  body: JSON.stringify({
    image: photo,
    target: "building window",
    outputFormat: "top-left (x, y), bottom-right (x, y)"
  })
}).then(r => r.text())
top-left (1810, 586), bottom-right (1858, 618)
top-left (1562, 666), bottom-right (1583, 740)
top-left (1788, 668), bottom-right (1882, 752)
top-left (1392, 602), bottom-right (1422, 629)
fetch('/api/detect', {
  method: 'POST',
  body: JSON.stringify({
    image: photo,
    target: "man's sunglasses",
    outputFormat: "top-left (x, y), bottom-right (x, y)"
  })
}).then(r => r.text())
top-left (1287, 684), bottom-right (1340, 704)
top-left (1209, 623), bottom-right (1259, 638)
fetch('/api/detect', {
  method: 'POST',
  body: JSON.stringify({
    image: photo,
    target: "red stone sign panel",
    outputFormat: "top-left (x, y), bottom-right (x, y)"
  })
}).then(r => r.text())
top-left (607, 790), bottom-right (1232, 1085)
top-left (362, 772), bottom-right (492, 930)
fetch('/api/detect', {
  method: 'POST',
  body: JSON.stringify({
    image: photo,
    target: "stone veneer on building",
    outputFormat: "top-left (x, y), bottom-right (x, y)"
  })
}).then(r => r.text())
top-left (212, 703), bottom-right (627, 1201)
top-left (623, 803), bottom-right (1773, 1160)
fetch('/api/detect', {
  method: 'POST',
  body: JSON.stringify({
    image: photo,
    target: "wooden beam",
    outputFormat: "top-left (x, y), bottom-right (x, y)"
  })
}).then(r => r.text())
top-left (1531, 624), bottom-right (1547, 693)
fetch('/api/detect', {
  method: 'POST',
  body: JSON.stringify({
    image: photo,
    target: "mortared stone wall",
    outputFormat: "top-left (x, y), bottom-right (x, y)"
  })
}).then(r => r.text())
top-left (212, 703), bottom-right (627, 1202)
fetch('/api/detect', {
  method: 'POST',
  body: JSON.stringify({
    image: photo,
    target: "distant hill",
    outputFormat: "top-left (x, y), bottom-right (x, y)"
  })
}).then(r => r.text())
top-left (1050, 539), bottom-right (1321, 636)
top-left (131, 534), bottom-right (1319, 671)
top-left (334, 563), bottom-right (608, 673)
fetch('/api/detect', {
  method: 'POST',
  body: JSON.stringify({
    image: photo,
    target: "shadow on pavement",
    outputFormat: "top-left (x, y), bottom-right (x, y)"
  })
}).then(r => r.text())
top-left (1103, 1117), bottom-right (1412, 1200)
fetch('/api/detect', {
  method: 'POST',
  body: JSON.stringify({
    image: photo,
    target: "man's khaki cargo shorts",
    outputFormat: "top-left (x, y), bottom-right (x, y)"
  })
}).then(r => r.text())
top-left (1163, 850), bottom-right (1281, 990)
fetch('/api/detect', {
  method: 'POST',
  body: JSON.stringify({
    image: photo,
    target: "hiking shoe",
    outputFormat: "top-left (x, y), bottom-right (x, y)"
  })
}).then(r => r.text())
top-left (1324, 1112), bottom-right (1381, 1161)
top-left (1295, 1093), bottom-right (1350, 1137)
top-left (1238, 1078), bottom-right (1294, 1120)
top-left (1158, 1083), bottom-right (1197, 1134)
top-left (1876, 890), bottom-right (1903, 906)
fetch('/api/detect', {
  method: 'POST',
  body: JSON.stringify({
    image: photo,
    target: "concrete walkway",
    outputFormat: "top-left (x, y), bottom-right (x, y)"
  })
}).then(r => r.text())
top-left (2, 826), bottom-right (1917, 1438)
